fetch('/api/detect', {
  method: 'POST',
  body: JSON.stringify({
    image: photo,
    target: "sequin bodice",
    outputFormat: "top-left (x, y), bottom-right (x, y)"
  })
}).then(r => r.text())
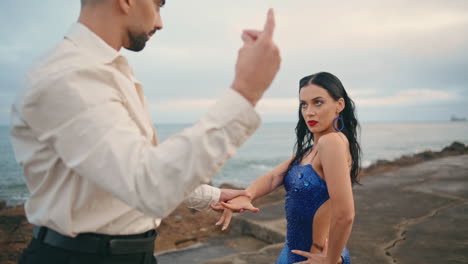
top-left (281, 164), bottom-right (330, 263)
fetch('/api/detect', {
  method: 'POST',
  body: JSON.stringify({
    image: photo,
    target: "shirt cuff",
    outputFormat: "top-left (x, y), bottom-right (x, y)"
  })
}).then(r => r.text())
top-left (183, 184), bottom-right (221, 211)
top-left (206, 185), bottom-right (221, 208)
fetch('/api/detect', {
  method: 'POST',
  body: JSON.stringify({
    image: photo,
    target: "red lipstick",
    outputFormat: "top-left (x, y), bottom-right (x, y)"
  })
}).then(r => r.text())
top-left (307, 120), bottom-right (318, 126)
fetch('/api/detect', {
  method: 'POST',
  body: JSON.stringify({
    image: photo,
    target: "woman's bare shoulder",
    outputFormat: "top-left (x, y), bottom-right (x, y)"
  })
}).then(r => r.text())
top-left (317, 132), bottom-right (349, 150)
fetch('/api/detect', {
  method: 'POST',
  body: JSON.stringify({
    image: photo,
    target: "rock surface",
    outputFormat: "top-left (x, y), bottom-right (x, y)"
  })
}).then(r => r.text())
top-left (1, 142), bottom-right (467, 263)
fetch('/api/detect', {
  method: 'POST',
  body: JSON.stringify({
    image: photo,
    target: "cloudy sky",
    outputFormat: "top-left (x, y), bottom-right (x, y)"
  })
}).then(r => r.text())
top-left (0, 0), bottom-right (467, 125)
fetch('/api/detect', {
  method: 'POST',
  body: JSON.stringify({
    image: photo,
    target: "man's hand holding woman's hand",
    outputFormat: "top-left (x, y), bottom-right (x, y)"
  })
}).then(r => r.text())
top-left (211, 195), bottom-right (259, 231)
top-left (217, 188), bottom-right (252, 204)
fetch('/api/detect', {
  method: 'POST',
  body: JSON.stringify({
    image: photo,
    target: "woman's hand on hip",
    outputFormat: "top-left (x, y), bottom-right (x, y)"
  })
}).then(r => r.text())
top-left (292, 239), bottom-right (329, 264)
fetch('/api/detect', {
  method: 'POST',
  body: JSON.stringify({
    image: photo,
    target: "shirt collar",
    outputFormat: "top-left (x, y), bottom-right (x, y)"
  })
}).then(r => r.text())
top-left (65, 23), bottom-right (120, 64)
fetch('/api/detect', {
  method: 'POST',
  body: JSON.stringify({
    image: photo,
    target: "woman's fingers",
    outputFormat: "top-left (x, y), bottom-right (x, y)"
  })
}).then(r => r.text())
top-left (215, 199), bottom-right (260, 230)
top-left (247, 204), bottom-right (260, 212)
top-left (291, 249), bottom-right (326, 264)
top-left (215, 209), bottom-right (233, 230)
top-left (291, 250), bottom-right (314, 258)
top-left (222, 209), bottom-right (233, 231)
top-left (215, 210), bottom-right (226, 226)
top-left (210, 203), bottom-right (224, 212)
top-left (221, 202), bottom-right (240, 211)
top-left (220, 201), bottom-right (260, 213)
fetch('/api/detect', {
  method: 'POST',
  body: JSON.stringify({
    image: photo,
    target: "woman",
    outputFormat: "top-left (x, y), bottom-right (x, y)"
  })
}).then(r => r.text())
top-left (214, 72), bottom-right (360, 264)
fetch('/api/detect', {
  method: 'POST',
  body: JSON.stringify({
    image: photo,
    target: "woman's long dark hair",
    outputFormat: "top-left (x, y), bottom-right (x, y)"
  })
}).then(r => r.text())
top-left (287, 72), bottom-right (361, 185)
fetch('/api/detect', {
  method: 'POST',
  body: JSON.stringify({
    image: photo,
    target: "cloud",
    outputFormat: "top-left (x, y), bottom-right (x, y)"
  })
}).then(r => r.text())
top-left (356, 89), bottom-right (456, 107)
top-left (0, 107), bottom-right (10, 114)
top-left (151, 88), bottom-right (457, 115)
top-left (0, 45), bottom-right (27, 64)
top-left (0, 106), bottom-right (12, 124)
top-left (152, 97), bottom-right (298, 114)
top-left (155, 99), bottom-right (217, 111)
top-left (357, 11), bottom-right (468, 35)
top-left (153, 97), bottom-right (298, 113)
top-left (348, 89), bottom-right (379, 97)
top-left (257, 98), bottom-right (298, 113)
top-left (273, 3), bottom-right (468, 56)
top-left (129, 1), bottom-right (466, 70)
top-left (0, 0), bottom-right (467, 124)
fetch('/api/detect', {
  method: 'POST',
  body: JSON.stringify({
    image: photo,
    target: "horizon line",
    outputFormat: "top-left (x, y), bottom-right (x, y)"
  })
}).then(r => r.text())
top-left (1, 119), bottom-right (465, 127)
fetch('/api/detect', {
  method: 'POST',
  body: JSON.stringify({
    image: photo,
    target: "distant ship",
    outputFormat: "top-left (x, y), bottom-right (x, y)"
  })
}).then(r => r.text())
top-left (451, 115), bottom-right (467, 122)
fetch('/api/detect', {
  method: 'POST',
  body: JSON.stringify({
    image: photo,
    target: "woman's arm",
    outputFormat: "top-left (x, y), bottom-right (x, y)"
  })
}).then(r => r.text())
top-left (319, 134), bottom-right (355, 264)
top-left (245, 157), bottom-right (293, 200)
top-left (214, 157), bottom-right (293, 230)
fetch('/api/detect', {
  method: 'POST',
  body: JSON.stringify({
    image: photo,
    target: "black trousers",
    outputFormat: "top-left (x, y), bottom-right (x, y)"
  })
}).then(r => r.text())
top-left (19, 238), bottom-right (157, 264)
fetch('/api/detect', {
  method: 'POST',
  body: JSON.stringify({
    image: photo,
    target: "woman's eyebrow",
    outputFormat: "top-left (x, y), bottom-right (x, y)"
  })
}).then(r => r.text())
top-left (300, 96), bottom-right (324, 102)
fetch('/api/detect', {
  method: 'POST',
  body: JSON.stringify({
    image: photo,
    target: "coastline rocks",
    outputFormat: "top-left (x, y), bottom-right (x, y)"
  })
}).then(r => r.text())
top-left (361, 141), bottom-right (468, 177)
top-left (0, 141), bottom-right (466, 263)
top-left (442, 141), bottom-right (467, 153)
top-left (0, 205), bottom-right (31, 264)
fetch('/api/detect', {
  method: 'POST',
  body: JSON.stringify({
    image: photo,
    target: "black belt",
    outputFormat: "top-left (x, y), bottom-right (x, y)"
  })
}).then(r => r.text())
top-left (32, 226), bottom-right (157, 255)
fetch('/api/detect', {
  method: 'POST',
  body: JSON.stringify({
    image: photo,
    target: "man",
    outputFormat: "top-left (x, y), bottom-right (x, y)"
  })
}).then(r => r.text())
top-left (10, 0), bottom-right (280, 263)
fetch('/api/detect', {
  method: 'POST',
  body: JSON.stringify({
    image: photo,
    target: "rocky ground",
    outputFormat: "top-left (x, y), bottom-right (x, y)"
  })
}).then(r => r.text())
top-left (0, 141), bottom-right (467, 264)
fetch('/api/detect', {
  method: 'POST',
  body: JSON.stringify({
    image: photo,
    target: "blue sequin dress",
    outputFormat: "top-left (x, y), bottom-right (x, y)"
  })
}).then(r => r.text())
top-left (276, 163), bottom-right (351, 264)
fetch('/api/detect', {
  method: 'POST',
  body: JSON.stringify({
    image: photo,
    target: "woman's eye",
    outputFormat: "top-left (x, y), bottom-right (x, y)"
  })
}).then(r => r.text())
top-left (300, 103), bottom-right (307, 108)
top-left (315, 101), bottom-right (323, 106)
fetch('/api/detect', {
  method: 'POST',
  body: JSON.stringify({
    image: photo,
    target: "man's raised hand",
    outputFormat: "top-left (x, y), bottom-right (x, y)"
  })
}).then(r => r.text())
top-left (232, 8), bottom-right (281, 106)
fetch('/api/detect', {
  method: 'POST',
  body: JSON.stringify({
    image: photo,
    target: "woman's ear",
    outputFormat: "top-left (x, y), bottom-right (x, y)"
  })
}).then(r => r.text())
top-left (337, 98), bottom-right (345, 114)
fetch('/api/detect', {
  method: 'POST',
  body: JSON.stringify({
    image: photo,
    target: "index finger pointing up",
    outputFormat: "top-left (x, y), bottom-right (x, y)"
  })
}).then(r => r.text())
top-left (262, 8), bottom-right (276, 39)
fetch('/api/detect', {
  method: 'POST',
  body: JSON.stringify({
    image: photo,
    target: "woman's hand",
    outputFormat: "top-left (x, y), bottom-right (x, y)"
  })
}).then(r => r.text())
top-left (221, 196), bottom-right (259, 213)
top-left (291, 239), bottom-right (329, 264)
top-left (211, 196), bottom-right (260, 230)
top-left (215, 208), bottom-right (234, 231)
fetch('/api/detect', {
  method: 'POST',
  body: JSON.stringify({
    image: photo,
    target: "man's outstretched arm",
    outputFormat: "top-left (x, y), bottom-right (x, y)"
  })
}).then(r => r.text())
top-left (19, 9), bottom-right (280, 219)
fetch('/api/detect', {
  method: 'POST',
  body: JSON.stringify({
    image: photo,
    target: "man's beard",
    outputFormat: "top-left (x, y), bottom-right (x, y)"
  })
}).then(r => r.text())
top-left (126, 31), bottom-right (148, 52)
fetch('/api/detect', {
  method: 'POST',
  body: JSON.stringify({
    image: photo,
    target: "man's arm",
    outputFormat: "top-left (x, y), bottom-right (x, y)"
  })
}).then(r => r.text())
top-left (21, 8), bottom-right (280, 220)
top-left (21, 71), bottom-right (259, 219)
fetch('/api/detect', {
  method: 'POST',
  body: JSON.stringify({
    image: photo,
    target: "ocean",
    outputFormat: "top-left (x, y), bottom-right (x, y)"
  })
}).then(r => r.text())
top-left (1, 122), bottom-right (468, 206)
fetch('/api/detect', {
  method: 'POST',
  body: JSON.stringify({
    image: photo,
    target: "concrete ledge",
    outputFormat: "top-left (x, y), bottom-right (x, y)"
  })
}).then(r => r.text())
top-left (204, 243), bottom-right (284, 264)
top-left (227, 201), bottom-right (286, 244)
top-left (158, 155), bottom-right (468, 264)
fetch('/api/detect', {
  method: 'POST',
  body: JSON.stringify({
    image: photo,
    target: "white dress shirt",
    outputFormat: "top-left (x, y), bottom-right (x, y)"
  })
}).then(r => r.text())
top-left (9, 23), bottom-right (260, 237)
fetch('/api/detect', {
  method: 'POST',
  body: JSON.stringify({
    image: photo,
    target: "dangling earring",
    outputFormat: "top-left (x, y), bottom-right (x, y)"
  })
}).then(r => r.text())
top-left (333, 116), bottom-right (345, 132)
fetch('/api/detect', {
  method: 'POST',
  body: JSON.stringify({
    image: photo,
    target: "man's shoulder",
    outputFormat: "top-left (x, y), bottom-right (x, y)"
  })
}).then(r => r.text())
top-left (17, 39), bottom-right (119, 111)
top-left (23, 38), bottom-right (119, 101)
top-left (28, 39), bottom-right (104, 82)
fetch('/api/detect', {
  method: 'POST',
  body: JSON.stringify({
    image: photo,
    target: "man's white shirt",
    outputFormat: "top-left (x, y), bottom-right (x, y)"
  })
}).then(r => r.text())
top-left (9, 23), bottom-right (260, 237)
